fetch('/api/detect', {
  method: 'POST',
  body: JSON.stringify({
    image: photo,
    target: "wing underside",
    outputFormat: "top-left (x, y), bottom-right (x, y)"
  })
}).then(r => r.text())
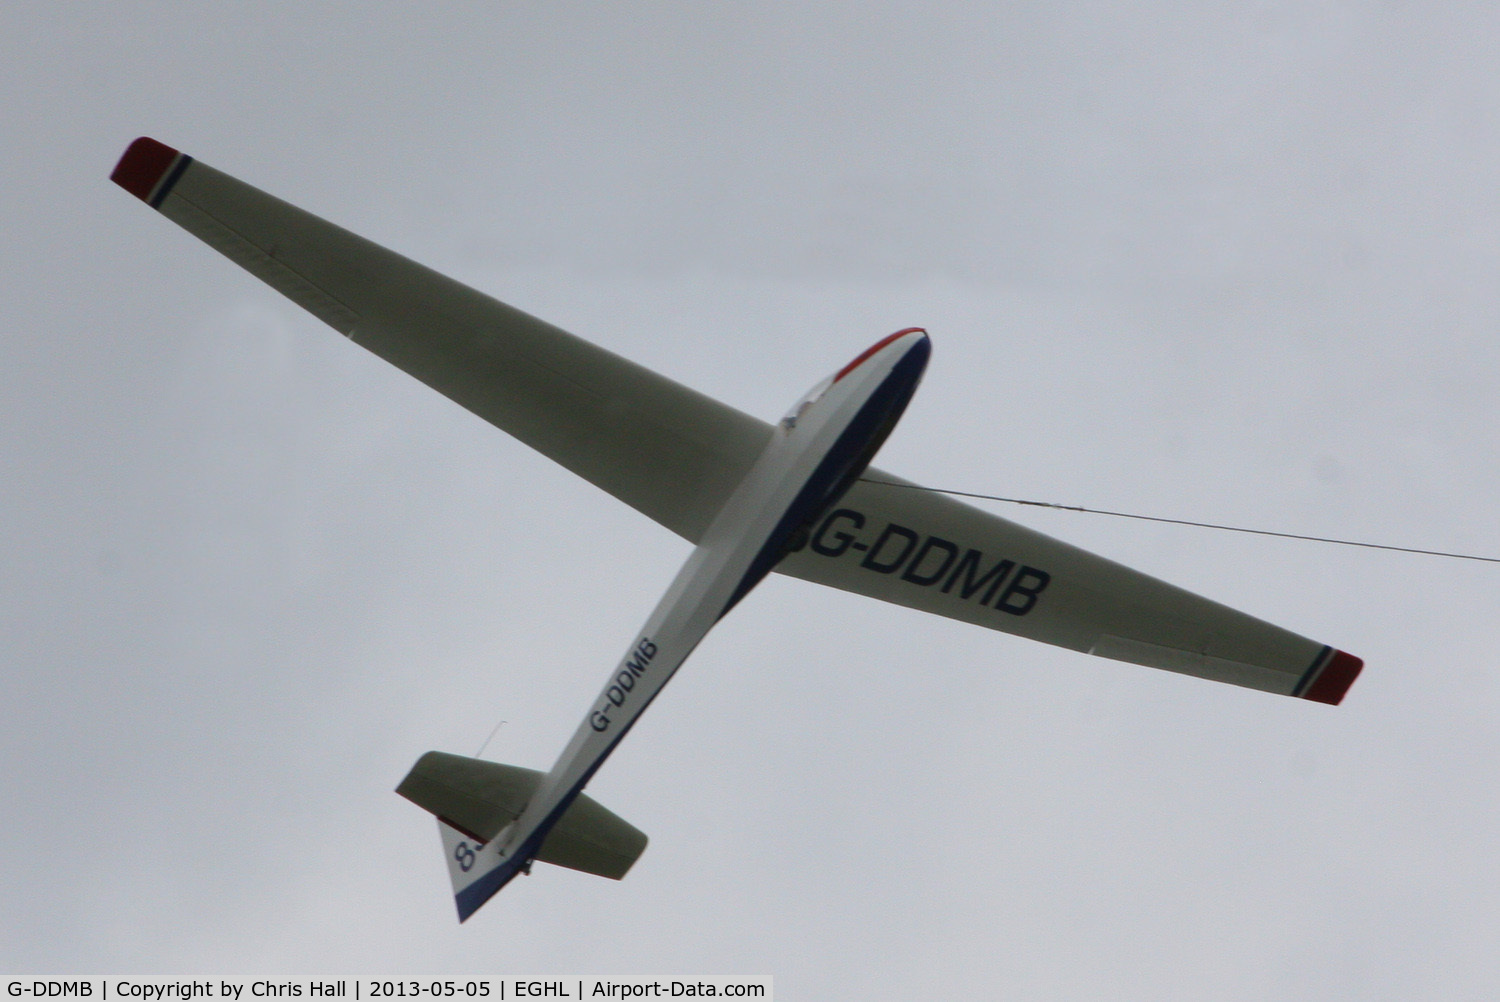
top-left (111, 137), bottom-right (1360, 704)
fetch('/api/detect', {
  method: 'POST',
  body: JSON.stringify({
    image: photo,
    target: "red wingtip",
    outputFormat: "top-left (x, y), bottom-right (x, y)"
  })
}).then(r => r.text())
top-left (110, 137), bottom-right (183, 203)
top-left (1301, 649), bottom-right (1363, 705)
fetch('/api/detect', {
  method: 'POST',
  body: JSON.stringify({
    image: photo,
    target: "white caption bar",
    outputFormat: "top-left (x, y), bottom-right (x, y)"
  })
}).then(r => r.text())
top-left (3, 980), bottom-right (773, 1002)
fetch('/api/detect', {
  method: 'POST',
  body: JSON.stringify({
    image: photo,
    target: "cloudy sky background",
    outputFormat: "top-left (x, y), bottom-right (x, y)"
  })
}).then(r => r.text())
top-left (7, 3), bottom-right (1500, 997)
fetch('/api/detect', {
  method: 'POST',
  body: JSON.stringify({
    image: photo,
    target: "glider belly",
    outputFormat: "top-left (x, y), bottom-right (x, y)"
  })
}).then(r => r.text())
top-left (449, 330), bottom-right (930, 920)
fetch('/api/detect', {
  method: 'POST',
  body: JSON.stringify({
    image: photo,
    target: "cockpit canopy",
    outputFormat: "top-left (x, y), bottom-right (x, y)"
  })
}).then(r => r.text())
top-left (780, 375), bottom-right (834, 429)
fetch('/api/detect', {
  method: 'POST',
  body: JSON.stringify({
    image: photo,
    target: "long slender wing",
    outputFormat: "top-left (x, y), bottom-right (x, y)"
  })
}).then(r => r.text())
top-left (111, 138), bottom-right (1361, 704)
top-left (775, 481), bottom-right (1361, 702)
top-left (111, 138), bottom-right (767, 543)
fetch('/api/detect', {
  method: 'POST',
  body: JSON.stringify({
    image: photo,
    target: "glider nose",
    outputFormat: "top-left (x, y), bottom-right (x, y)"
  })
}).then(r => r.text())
top-left (834, 327), bottom-right (929, 383)
top-left (784, 329), bottom-right (930, 429)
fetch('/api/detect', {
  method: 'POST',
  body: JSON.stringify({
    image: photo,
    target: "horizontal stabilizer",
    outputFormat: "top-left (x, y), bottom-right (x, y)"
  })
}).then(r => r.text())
top-left (397, 751), bottom-right (647, 880)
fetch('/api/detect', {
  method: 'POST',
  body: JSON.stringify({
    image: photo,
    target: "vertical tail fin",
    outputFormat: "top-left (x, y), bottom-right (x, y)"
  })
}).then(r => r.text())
top-left (435, 817), bottom-right (526, 922)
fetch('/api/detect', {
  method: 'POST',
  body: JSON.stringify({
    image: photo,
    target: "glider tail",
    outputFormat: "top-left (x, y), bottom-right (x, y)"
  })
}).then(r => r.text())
top-left (397, 752), bottom-right (648, 921)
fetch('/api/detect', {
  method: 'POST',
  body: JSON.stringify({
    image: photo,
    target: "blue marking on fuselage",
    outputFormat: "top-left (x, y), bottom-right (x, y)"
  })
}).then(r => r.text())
top-left (718, 334), bottom-right (930, 619)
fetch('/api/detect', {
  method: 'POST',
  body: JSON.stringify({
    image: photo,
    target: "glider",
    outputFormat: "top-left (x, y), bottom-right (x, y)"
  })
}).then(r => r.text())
top-left (111, 137), bottom-right (1362, 922)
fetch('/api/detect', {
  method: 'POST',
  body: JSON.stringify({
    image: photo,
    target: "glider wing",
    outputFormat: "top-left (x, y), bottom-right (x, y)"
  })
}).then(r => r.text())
top-left (111, 137), bottom-right (767, 542)
top-left (776, 477), bottom-right (1360, 702)
top-left (111, 138), bottom-right (1359, 704)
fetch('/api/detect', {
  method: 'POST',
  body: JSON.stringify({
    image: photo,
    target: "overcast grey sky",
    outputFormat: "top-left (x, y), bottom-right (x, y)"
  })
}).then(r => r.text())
top-left (6, 3), bottom-right (1500, 997)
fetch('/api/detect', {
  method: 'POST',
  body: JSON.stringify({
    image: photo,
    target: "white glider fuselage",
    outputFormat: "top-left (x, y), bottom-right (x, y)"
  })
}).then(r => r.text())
top-left (447, 329), bottom-right (931, 919)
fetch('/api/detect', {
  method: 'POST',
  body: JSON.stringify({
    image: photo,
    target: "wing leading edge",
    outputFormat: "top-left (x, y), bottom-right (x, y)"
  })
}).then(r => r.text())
top-left (110, 137), bottom-right (1360, 704)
